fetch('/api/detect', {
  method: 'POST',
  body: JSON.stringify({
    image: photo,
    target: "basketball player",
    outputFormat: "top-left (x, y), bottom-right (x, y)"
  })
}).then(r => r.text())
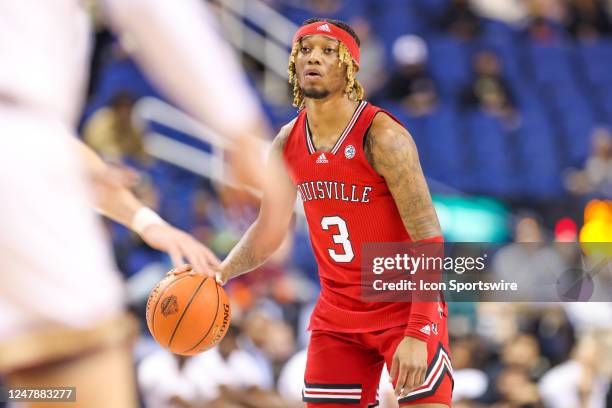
top-left (0, 0), bottom-right (269, 406)
top-left (213, 18), bottom-right (452, 408)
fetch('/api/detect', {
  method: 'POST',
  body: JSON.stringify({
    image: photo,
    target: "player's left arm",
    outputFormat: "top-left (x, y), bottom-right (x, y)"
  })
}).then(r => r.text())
top-left (365, 112), bottom-right (443, 396)
top-left (73, 138), bottom-right (219, 275)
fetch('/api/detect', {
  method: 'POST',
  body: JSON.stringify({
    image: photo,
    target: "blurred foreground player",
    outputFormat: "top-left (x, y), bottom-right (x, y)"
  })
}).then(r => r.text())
top-left (215, 18), bottom-right (452, 408)
top-left (0, 0), bottom-right (269, 407)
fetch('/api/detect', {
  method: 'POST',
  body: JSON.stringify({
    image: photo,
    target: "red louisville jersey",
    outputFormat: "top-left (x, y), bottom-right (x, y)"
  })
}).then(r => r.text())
top-left (283, 100), bottom-right (414, 333)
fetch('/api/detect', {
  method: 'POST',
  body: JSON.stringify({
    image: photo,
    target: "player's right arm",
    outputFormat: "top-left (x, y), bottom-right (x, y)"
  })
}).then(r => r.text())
top-left (72, 138), bottom-right (220, 274)
top-left (215, 121), bottom-right (298, 284)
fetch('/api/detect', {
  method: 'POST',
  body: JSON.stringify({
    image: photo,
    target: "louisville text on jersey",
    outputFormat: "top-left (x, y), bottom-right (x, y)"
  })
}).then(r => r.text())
top-left (297, 181), bottom-right (373, 203)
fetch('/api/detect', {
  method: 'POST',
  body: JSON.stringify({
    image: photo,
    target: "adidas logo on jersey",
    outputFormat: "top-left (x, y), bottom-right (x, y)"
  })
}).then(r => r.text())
top-left (419, 324), bottom-right (431, 336)
top-left (316, 153), bottom-right (329, 164)
top-left (317, 24), bottom-right (332, 33)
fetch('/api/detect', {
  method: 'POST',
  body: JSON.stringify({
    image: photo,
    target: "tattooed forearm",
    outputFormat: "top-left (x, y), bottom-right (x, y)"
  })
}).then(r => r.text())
top-left (221, 225), bottom-right (268, 280)
top-left (365, 115), bottom-right (441, 240)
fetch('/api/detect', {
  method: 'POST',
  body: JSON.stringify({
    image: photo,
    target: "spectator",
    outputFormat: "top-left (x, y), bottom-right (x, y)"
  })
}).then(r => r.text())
top-left (523, 0), bottom-right (569, 45)
top-left (460, 50), bottom-right (516, 120)
top-left (565, 127), bottom-right (612, 197)
top-left (439, 0), bottom-right (482, 41)
top-left (501, 334), bottom-right (548, 379)
top-left (492, 216), bottom-right (567, 302)
top-left (277, 348), bottom-right (307, 405)
top-left (495, 365), bottom-right (541, 407)
top-left (566, 0), bottom-right (612, 41)
top-left (382, 35), bottom-right (439, 117)
top-left (528, 15), bottom-right (563, 44)
top-left (83, 91), bottom-right (149, 164)
top-left (451, 337), bottom-right (489, 402)
top-left (539, 336), bottom-right (611, 408)
top-left (138, 325), bottom-right (268, 407)
top-left (533, 307), bottom-right (576, 366)
top-left (138, 352), bottom-right (202, 408)
top-left (242, 301), bottom-right (297, 367)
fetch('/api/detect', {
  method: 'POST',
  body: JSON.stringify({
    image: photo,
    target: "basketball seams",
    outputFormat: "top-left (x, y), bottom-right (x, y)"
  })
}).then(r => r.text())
top-left (167, 276), bottom-right (208, 349)
top-left (181, 280), bottom-right (221, 354)
top-left (148, 274), bottom-right (191, 339)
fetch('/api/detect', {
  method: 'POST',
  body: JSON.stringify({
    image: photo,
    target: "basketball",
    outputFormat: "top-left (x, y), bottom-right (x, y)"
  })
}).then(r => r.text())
top-left (146, 273), bottom-right (231, 355)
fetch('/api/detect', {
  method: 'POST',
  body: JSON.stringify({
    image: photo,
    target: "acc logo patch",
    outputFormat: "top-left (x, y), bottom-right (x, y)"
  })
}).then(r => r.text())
top-left (344, 144), bottom-right (356, 159)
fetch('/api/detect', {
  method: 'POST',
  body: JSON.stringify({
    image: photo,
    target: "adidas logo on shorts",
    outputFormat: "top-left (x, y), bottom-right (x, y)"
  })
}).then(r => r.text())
top-left (316, 153), bottom-right (329, 164)
top-left (317, 24), bottom-right (332, 33)
top-left (419, 324), bottom-right (431, 336)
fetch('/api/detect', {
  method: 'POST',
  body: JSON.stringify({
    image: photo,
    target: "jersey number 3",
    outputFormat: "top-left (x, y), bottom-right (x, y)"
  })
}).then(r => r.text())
top-left (321, 216), bottom-right (354, 263)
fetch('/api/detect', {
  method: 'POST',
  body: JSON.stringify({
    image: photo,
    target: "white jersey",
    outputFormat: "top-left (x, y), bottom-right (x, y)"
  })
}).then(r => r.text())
top-left (0, 0), bottom-right (91, 126)
top-left (0, 0), bottom-right (263, 343)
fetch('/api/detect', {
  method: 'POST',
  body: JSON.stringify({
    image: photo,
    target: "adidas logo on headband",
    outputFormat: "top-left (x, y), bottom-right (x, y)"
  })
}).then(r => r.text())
top-left (317, 23), bottom-right (332, 33)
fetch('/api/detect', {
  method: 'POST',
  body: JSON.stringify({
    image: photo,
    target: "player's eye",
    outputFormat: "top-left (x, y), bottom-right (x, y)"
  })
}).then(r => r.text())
top-left (325, 47), bottom-right (336, 54)
top-left (301, 47), bottom-right (311, 53)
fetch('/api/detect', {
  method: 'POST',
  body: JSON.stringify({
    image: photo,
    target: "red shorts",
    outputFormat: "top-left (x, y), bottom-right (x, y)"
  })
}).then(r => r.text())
top-left (302, 317), bottom-right (452, 407)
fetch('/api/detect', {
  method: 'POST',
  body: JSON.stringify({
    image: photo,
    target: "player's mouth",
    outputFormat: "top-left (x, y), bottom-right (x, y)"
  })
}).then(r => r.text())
top-left (304, 69), bottom-right (322, 79)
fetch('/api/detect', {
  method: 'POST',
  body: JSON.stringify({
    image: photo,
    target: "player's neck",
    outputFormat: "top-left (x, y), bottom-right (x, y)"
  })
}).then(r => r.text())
top-left (304, 94), bottom-right (359, 139)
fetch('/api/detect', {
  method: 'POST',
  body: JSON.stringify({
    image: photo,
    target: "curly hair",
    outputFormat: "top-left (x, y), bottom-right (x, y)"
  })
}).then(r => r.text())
top-left (288, 19), bottom-right (365, 108)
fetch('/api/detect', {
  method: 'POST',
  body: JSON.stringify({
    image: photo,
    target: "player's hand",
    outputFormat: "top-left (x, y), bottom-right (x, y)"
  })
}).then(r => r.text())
top-left (140, 223), bottom-right (220, 276)
top-left (389, 336), bottom-right (428, 397)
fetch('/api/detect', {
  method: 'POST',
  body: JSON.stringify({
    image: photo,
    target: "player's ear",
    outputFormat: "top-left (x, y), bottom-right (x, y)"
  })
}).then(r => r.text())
top-left (353, 62), bottom-right (360, 73)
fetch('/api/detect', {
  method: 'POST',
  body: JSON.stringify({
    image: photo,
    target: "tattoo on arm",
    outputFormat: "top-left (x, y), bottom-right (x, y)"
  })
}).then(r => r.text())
top-left (364, 119), bottom-right (441, 240)
top-left (221, 226), bottom-right (265, 278)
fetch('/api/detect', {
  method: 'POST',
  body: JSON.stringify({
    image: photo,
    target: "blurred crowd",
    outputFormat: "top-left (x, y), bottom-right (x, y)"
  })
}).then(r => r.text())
top-left (72, 0), bottom-right (612, 407)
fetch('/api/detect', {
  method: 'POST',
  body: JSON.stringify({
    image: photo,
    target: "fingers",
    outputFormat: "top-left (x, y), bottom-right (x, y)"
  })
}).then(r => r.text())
top-left (394, 362), bottom-right (408, 396)
top-left (156, 228), bottom-right (221, 279)
top-left (400, 366), bottom-right (426, 397)
top-left (417, 367), bottom-right (426, 389)
top-left (179, 239), bottom-right (218, 278)
top-left (168, 264), bottom-right (193, 276)
top-left (181, 240), bottom-right (208, 277)
top-left (168, 245), bottom-right (185, 269)
top-left (389, 356), bottom-right (398, 385)
top-left (402, 368), bottom-right (418, 397)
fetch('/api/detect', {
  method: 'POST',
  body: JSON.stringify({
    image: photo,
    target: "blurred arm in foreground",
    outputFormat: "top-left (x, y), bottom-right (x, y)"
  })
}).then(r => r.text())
top-left (76, 140), bottom-right (219, 274)
top-left (104, 0), bottom-right (271, 190)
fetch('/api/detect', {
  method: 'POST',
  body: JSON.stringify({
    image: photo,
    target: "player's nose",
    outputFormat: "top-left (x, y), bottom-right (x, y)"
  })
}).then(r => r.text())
top-left (307, 48), bottom-right (323, 64)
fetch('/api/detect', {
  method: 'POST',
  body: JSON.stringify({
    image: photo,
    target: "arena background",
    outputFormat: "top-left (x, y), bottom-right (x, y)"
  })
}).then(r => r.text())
top-left (6, 0), bottom-right (612, 407)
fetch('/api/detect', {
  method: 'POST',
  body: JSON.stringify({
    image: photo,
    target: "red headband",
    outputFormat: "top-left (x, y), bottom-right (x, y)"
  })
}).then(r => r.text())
top-left (292, 22), bottom-right (360, 64)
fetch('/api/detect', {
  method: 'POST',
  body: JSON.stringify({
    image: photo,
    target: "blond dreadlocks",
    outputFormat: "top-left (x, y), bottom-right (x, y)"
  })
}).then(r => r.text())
top-left (288, 41), bottom-right (365, 108)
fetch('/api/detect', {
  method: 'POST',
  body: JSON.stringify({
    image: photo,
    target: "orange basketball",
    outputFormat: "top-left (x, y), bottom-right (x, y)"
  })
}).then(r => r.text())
top-left (146, 273), bottom-right (231, 355)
